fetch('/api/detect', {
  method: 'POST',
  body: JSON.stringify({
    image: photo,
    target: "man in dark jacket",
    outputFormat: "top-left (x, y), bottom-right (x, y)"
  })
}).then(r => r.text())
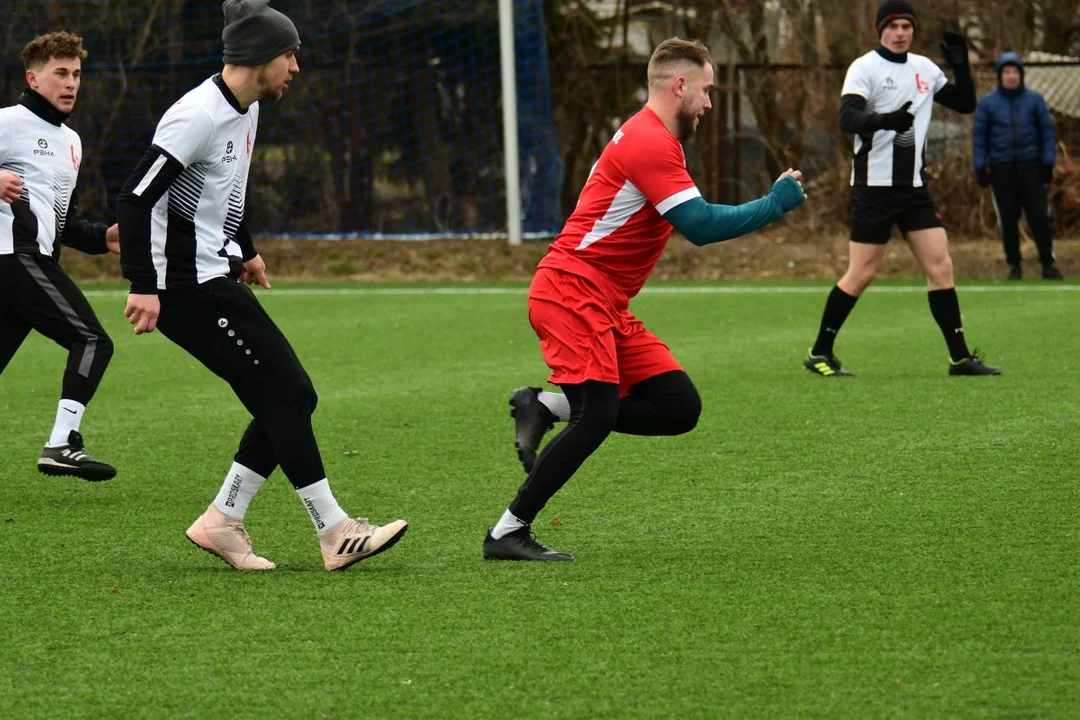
top-left (973, 52), bottom-right (1062, 279)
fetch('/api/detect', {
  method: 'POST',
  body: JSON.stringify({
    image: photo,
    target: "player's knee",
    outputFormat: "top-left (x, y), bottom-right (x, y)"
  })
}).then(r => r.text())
top-left (669, 387), bottom-right (702, 435)
top-left (926, 254), bottom-right (953, 284)
top-left (94, 332), bottom-right (114, 366)
top-left (277, 373), bottom-right (318, 414)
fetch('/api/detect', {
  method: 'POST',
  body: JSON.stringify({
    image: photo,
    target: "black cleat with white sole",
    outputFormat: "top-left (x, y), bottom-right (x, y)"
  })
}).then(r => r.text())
top-left (483, 526), bottom-right (574, 561)
top-left (38, 430), bottom-right (116, 481)
top-left (509, 386), bottom-right (555, 474)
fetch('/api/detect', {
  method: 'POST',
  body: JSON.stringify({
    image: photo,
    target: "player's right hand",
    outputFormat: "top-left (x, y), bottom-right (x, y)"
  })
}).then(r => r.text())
top-left (880, 101), bottom-right (914, 133)
top-left (771, 168), bottom-right (806, 212)
top-left (124, 293), bottom-right (160, 335)
top-left (0, 171), bottom-right (23, 204)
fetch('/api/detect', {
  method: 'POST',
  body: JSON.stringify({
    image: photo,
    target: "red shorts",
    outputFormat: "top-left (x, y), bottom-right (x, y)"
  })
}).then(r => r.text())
top-left (527, 267), bottom-right (682, 396)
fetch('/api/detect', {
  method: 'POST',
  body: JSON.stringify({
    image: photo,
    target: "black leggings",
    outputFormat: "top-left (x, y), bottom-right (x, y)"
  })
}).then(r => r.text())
top-left (157, 278), bottom-right (323, 489)
top-left (508, 370), bottom-right (701, 523)
top-left (0, 253), bottom-right (113, 405)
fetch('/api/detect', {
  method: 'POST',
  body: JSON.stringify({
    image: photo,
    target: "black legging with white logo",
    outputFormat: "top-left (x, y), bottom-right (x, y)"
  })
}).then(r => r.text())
top-left (156, 278), bottom-right (325, 489)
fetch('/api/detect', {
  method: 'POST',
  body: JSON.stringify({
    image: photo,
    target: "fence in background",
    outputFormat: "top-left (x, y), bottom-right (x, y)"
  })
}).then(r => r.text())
top-left (1, 0), bottom-right (562, 238)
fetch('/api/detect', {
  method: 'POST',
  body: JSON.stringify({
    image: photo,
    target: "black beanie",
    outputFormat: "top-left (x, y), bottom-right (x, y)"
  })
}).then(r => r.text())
top-left (876, 0), bottom-right (918, 35)
top-left (222, 0), bottom-right (300, 67)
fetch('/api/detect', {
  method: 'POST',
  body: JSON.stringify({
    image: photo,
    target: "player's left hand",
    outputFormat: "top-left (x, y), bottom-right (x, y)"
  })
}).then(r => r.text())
top-left (241, 254), bottom-right (271, 289)
top-left (940, 31), bottom-right (969, 67)
top-left (105, 224), bottom-right (120, 255)
top-left (771, 168), bottom-right (806, 212)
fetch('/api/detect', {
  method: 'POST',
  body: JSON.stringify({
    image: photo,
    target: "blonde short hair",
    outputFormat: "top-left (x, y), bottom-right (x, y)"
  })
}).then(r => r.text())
top-left (647, 38), bottom-right (711, 86)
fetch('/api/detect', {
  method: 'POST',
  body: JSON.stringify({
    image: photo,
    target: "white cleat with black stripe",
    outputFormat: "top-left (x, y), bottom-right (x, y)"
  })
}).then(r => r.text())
top-left (38, 430), bottom-right (116, 481)
top-left (319, 517), bottom-right (408, 571)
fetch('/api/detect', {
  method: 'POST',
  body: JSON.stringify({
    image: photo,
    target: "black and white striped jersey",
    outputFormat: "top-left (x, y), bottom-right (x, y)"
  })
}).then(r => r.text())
top-left (118, 75), bottom-right (257, 293)
top-left (0, 90), bottom-right (107, 257)
top-left (842, 51), bottom-right (946, 188)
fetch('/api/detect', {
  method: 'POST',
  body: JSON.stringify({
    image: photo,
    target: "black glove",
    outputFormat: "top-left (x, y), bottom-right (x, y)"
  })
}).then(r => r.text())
top-left (976, 169), bottom-right (991, 187)
top-left (940, 31), bottom-right (969, 68)
top-left (1040, 164), bottom-right (1053, 184)
top-left (879, 101), bottom-right (914, 132)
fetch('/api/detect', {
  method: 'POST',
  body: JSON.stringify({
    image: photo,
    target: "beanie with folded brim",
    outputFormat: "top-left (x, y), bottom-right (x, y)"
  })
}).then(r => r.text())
top-left (876, 0), bottom-right (918, 35)
top-left (222, 0), bottom-right (300, 67)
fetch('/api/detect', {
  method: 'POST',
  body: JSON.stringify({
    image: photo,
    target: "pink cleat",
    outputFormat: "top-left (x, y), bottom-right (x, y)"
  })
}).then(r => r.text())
top-left (186, 504), bottom-right (276, 571)
top-left (319, 517), bottom-right (408, 571)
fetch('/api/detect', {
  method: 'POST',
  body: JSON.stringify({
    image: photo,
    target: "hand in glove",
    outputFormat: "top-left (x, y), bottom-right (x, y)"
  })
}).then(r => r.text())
top-left (940, 31), bottom-right (969, 68)
top-left (879, 101), bottom-right (914, 132)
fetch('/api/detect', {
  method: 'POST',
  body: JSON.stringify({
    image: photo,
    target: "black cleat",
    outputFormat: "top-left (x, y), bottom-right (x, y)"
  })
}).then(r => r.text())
top-left (483, 526), bottom-right (574, 561)
top-left (1042, 264), bottom-right (1064, 280)
top-left (38, 430), bottom-right (116, 481)
top-left (509, 386), bottom-right (555, 474)
top-left (803, 350), bottom-right (854, 377)
top-left (1007, 264), bottom-right (1023, 280)
top-left (949, 350), bottom-right (1001, 376)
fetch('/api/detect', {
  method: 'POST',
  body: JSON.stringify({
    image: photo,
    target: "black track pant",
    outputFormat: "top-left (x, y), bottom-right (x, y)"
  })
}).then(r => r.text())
top-left (509, 370), bottom-right (702, 523)
top-left (989, 167), bottom-right (1055, 267)
top-left (0, 253), bottom-right (113, 404)
top-left (156, 278), bottom-right (324, 489)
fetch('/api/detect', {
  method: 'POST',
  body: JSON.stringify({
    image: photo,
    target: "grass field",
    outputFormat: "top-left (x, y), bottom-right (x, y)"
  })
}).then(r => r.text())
top-left (1, 281), bottom-right (1077, 719)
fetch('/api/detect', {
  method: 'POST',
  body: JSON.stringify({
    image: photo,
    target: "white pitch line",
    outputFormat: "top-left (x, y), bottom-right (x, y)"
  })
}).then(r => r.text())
top-left (82, 284), bottom-right (1080, 299)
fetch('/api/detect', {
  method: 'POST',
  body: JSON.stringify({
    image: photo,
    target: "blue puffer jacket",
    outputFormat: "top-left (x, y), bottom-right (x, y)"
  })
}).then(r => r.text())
top-left (973, 53), bottom-right (1056, 171)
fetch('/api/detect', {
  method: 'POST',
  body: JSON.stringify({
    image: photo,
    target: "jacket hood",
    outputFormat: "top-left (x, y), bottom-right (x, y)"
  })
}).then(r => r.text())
top-left (996, 52), bottom-right (1025, 89)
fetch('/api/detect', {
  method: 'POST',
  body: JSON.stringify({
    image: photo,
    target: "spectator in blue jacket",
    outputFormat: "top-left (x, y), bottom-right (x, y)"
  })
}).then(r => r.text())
top-left (973, 52), bottom-right (1063, 279)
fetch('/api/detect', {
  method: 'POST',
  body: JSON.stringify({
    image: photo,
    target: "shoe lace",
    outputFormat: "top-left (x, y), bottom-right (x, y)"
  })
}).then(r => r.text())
top-left (969, 348), bottom-right (986, 364)
top-left (227, 522), bottom-right (254, 549)
top-left (520, 528), bottom-right (551, 553)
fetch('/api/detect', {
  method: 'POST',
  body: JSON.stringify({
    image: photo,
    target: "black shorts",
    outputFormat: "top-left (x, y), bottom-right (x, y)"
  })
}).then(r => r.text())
top-left (850, 186), bottom-right (944, 244)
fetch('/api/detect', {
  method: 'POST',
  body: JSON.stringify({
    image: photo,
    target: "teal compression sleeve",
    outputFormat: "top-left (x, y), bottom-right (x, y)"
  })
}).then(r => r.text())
top-left (664, 176), bottom-right (805, 247)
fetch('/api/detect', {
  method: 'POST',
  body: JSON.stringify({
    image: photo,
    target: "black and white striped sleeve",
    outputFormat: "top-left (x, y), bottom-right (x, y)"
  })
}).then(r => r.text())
top-left (116, 145), bottom-right (185, 294)
top-left (117, 104), bottom-right (213, 293)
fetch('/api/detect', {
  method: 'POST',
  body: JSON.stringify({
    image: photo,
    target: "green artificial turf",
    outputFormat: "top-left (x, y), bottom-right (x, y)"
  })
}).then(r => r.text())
top-left (1, 282), bottom-right (1077, 718)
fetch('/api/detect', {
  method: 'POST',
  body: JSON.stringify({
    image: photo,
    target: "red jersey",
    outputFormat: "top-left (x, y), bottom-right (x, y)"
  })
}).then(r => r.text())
top-left (538, 107), bottom-right (700, 302)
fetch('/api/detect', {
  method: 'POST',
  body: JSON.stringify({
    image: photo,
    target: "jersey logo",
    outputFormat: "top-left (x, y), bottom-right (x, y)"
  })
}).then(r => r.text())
top-left (34, 138), bottom-right (55, 157)
top-left (222, 141), bottom-right (238, 164)
top-left (883, 77), bottom-right (897, 90)
top-left (915, 73), bottom-right (931, 93)
top-left (612, 129), bottom-right (625, 145)
top-left (246, 131), bottom-right (252, 155)
top-left (71, 145), bottom-right (80, 171)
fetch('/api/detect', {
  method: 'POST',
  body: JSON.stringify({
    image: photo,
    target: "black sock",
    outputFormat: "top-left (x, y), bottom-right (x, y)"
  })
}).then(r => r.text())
top-left (927, 288), bottom-right (970, 362)
top-left (811, 285), bottom-right (859, 356)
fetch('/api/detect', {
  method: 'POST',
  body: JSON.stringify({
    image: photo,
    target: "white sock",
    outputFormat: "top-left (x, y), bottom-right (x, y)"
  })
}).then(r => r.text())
top-left (537, 391), bottom-right (570, 421)
top-left (491, 509), bottom-right (527, 540)
top-left (297, 479), bottom-right (349, 535)
top-left (47, 399), bottom-right (85, 447)
top-left (213, 462), bottom-right (268, 520)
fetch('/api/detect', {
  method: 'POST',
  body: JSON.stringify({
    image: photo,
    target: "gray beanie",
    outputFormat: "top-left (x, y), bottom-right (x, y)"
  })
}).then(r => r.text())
top-left (222, 0), bottom-right (300, 67)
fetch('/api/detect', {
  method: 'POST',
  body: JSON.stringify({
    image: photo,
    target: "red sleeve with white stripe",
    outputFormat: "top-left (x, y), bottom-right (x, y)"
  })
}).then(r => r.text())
top-left (621, 131), bottom-right (701, 215)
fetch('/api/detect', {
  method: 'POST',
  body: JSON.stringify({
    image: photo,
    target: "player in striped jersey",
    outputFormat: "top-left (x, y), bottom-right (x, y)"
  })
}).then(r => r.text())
top-left (117, 0), bottom-right (407, 572)
top-left (803, 0), bottom-right (1000, 378)
top-left (0, 32), bottom-right (120, 482)
top-left (483, 38), bottom-right (807, 561)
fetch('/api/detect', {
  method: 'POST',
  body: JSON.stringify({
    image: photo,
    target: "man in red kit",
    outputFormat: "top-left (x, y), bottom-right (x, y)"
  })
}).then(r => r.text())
top-left (483, 38), bottom-right (807, 561)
